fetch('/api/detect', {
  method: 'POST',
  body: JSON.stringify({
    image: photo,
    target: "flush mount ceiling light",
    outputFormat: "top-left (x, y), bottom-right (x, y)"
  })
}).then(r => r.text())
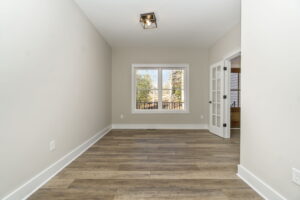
top-left (140, 12), bottom-right (157, 29)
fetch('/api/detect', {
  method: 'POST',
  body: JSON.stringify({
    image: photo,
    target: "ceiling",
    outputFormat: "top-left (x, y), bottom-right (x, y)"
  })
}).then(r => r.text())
top-left (74, 0), bottom-right (241, 48)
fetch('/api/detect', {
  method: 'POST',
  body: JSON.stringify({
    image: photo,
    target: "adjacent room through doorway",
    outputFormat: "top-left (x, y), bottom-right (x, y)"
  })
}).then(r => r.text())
top-left (230, 56), bottom-right (241, 134)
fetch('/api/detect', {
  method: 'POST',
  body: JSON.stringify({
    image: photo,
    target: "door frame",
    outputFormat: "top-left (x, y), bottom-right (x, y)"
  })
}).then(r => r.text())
top-left (223, 49), bottom-right (241, 138)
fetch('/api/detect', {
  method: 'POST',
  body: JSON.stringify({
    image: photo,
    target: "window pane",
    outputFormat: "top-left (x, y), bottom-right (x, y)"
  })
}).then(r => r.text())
top-left (231, 72), bottom-right (240, 108)
top-left (217, 116), bottom-right (221, 127)
top-left (213, 68), bottom-right (216, 79)
top-left (217, 91), bottom-right (221, 103)
top-left (213, 103), bottom-right (216, 114)
top-left (217, 79), bottom-right (221, 91)
top-left (162, 89), bottom-right (184, 110)
top-left (213, 80), bottom-right (216, 90)
top-left (231, 73), bottom-right (239, 90)
top-left (136, 69), bottom-right (158, 89)
top-left (162, 69), bottom-right (184, 89)
top-left (217, 103), bottom-right (221, 115)
top-left (212, 115), bottom-right (216, 126)
top-left (212, 92), bottom-right (216, 102)
top-left (136, 90), bottom-right (158, 110)
top-left (231, 91), bottom-right (239, 107)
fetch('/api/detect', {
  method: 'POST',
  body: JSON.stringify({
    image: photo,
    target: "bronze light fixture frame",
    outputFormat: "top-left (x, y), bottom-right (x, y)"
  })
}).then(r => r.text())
top-left (140, 12), bottom-right (157, 29)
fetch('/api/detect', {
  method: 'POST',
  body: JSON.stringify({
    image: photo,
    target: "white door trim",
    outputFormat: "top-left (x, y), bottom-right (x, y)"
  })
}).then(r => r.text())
top-left (223, 49), bottom-right (241, 138)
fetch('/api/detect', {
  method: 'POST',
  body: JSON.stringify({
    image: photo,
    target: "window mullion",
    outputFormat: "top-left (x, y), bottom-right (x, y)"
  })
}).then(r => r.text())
top-left (158, 68), bottom-right (162, 110)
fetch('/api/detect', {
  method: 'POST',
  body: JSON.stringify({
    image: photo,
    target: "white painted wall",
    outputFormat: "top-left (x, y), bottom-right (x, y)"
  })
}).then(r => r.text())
top-left (209, 23), bottom-right (241, 64)
top-left (112, 47), bottom-right (209, 125)
top-left (0, 0), bottom-right (111, 198)
top-left (241, 0), bottom-right (300, 199)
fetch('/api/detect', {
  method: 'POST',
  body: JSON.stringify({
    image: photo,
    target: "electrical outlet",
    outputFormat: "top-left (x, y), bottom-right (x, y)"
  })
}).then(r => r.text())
top-left (200, 115), bottom-right (204, 119)
top-left (49, 140), bottom-right (56, 152)
top-left (120, 114), bottom-right (124, 119)
top-left (292, 168), bottom-right (300, 186)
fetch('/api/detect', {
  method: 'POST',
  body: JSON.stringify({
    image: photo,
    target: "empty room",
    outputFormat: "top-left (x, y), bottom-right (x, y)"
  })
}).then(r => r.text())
top-left (1, 0), bottom-right (299, 199)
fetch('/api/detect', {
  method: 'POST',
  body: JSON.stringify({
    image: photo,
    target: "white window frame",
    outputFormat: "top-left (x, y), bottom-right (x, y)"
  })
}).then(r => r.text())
top-left (132, 64), bottom-right (189, 114)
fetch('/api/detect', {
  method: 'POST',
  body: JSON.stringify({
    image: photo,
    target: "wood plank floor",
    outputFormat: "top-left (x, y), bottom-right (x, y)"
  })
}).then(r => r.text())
top-left (29, 129), bottom-right (262, 200)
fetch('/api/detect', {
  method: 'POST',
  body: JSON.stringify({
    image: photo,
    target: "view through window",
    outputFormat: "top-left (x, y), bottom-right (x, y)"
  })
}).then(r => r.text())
top-left (230, 69), bottom-right (240, 108)
top-left (133, 65), bottom-right (188, 112)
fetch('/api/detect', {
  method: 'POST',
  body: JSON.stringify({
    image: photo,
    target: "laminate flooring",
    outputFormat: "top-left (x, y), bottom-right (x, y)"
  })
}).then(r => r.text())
top-left (29, 129), bottom-right (262, 200)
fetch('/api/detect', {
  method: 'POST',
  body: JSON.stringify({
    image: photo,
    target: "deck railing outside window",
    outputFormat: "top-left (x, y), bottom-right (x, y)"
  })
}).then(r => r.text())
top-left (136, 102), bottom-right (184, 110)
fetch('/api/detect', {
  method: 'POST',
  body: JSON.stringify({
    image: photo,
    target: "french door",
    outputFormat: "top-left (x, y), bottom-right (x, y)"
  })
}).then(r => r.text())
top-left (209, 61), bottom-right (225, 137)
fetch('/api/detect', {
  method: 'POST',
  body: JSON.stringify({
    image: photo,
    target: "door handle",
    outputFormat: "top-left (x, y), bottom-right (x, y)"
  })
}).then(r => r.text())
top-left (209, 101), bottom-right (212, 104)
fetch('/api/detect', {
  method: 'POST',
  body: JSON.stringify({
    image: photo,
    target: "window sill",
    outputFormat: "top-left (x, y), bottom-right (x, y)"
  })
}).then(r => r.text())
top-left (132, 110), bottom-right (190, 114)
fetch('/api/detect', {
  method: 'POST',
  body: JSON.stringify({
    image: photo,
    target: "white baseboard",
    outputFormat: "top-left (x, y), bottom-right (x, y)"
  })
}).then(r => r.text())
top-left (112, 123), bottom-right (208, 130)
top-left (2, 125), bottom-right (112, 200)
top-left (237, 165), bottom-right (287, 200)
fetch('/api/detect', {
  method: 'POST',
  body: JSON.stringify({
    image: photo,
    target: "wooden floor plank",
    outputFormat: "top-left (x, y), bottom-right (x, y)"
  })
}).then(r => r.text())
top-left (28, 129), bottom-right (262, 200)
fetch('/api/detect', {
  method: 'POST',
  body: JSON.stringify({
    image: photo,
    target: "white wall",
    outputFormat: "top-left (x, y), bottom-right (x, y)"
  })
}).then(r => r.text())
top-left (0, 0), bottom-right (111, 198)
top-left (209, 23), bottom-right (241, 64)
top-left (241, 0), bottom-right (300, 199)
top-left (112, 47), bottom-right (209, 125)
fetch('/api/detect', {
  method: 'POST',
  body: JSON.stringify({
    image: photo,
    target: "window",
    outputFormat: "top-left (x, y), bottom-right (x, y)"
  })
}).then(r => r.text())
top-left (230, 68), bottom-right (240, 108)
top-left (132, 64), bottom-right (189, 113)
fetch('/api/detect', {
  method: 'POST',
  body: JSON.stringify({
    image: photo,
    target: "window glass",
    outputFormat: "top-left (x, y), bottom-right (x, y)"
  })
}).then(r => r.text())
top-left (136, 69), bottom-right (158, 89)
top-left (136, 90), bottom-right (158, 110)
top-left (162, 69), bottom-right (184, 89)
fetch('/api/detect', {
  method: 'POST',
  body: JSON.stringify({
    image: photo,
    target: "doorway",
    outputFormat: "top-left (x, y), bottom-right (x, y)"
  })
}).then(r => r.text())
top-left (224, 51), bottom-right (241, 138)
top-left (230, 56), bottom-right (241, 134)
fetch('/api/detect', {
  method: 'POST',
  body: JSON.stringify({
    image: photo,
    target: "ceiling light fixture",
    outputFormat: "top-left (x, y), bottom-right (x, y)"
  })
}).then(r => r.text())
top-left (140, 12), bottom-right (157, 29)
